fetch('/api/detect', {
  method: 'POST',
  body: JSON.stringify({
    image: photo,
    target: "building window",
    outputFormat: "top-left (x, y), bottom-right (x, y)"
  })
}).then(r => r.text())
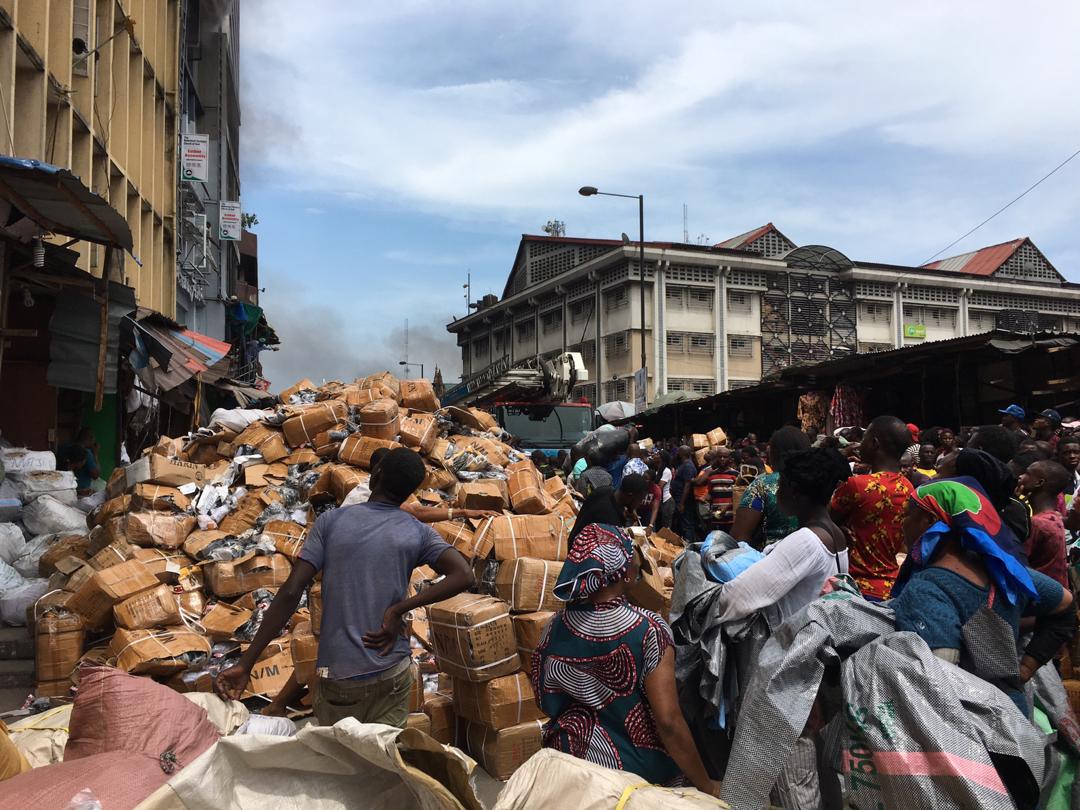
top-left (604, 378), bottom-right (629, 401)
top-left (727, 291), bottom-right (752, 314)
top-left (666, 332), bottom-right (685, 350)
top-left (604, 331), bottom-right (629, 356)
top-left (605, 286), bottom-right (628, 312)
top-left (569, 299), bottom-right (591, 323)
top-left (73, 0), bottom-right (92, 77)
top-left (861, 302), bottom-right (891, 324)
top-left (515, 320), bottom-right (535, 341)
top-left (728, 379), bottom-right (757, 390)
top-left (904, 305), bottom-right (956, 329)
top-left (687, 288), bottom-right (714, 310)
top-left (570, 341), bottom-right (596, 365)
top-left (541, 309), bottom-right (562, 334)
top-left (473, 338), bottom-right (489, 359)
top-left (858, 342), bottom-right (893, 354)
top-left (728, 335), bottom-right (754, 357)
top-left (689, 334), bottom-right (715, 355)
top-left (665, 285), bottom-right (686, 308)
top-left (667, 377), bottom-right (715, 395)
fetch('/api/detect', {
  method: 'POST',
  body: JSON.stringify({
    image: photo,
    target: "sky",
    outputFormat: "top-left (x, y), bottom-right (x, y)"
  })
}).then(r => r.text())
top-left (241, 1), bottom-right (1080, 392)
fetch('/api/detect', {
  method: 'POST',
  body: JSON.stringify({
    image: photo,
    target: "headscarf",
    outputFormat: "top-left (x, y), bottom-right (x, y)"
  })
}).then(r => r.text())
top-left (903, 476), bottom-right (1036, 606)
top-left (552, 523), bottom-right (634, 602)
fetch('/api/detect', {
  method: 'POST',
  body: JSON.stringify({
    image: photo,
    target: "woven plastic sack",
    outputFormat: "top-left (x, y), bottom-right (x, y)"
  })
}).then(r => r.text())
top-left (0, 578), bottom-right (49, 626)
top-left (22, 496), bottom-right (87, 536)
top-left (0, 523), bottom-right (25, 565)
top-left (1, 751), bottom-right (168, 810)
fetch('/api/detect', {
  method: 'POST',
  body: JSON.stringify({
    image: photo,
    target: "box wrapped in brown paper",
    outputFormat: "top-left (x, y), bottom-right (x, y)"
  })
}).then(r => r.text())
top-left (200, 601), bottom-right (253, 640)
top-left (494, 558), bottom-right (563, 613)
top-left (453, 672), bottom-right (544, 730)
top-left (234, 422), bottom-right (289, 463)
top-left (262, 520), bottom-right (308, 560)
top-left (455, 480), bottom-right (509, 512)
top-left (219, 491), bottom-right (276, 535)
top-left (280, 377), bottom-right (316, 401)
top-left (87, 539), bottom-right (135, 571)
top-left (434, 519), bottom-right (487, 559)
top-left (338, 435), bottom-right (401, 470)
top-left (124, 511), bottom-right (196, 550)
top-left (35, 610), bottom-right (85, 682)
top-left (626, 545), bottom-right (672, 620)
top-left (706, 427), bottom-right (728, 447)
top-left (131, 547), bottom-right (191, 581)
top-left (542, 475), bottom-right (568, 502)
top-left (122, 455), bottom-right (207, 489)
top-left (67, 559), bottom-right (160, 629)
top-left (477, 514), bottom-right (570, 561)
top-left (290, 621), bottom-right (318, 685)
top-left (359, 398), bottom-right (400, 441)
top-left (507, 460), bottom-right (551, 515)
top-left (400, 379), bottom-right (440, 411)
top-left (205, 553), bottom-right (291, 598)
top-left (428, 594), bottom-right (518, 683)
top-left (243, 639), bottom-right (294, 698)
top-left (405, 712), bottom-right (432, 734)
top-left (358, 371), bottom-right (400, 400)
top-left (282, 400), bottom-right (348, 448)
top-left (512, 611), bottom-right (554, 670)
top-left (131, 484), bottom-right (191, 512)
top-left (89, 494), bottom-right (131, 528)
top-left (39, 535), bottom-right (90, 577)
top-left (399, 414), bottom-right (438, 454)
top-left (409, 663), bottom-right (423, 712)
top-left (458, 719), bottom-right (544, 780)
top-left (183, 529), bottom-right (227, 560)
top-left (243, 463), bottom-right (290, 487)
top-left (310, 581), bottom-right (323, 635)
top-left (343, 387), bottom-right (381, 407)
top-left (423, 693), bottom-right (455, 744)
top-left (109, 628), bottom-right (211, 676)
top-left (691, 433), bottom-right (709, 450)
top-left (113, 583), bottom-right (182, 630)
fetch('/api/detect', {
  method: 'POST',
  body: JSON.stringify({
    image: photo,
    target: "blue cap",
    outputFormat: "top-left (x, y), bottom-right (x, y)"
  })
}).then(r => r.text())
top-left (998, 404), bottom-right (1026, 419)
top-left (1039, 408), bottom-right (1062, 424)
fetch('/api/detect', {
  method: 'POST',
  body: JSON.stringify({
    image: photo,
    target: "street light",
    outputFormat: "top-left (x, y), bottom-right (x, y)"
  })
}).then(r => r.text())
top-left (578, 185), bottom-right (647, 408)
top-left (398, 361), bottom-right (424, 379)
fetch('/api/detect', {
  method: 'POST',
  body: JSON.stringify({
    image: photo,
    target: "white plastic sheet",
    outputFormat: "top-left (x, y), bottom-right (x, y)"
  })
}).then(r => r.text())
top-left (209, 408), bottom-right (271, 434)
top-left (21, 496), bottom-right (87, 536)
top-left (0, 522), bottom-right (25, 565)
top-left (0, 577), bottom-right (48, 625)
top-left (12, 533), bottom-right (71, 578)
top-left (0, 557), bottom-right (23, 590)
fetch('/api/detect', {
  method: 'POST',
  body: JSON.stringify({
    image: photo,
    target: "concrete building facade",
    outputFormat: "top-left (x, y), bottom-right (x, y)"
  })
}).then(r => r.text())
top-left (0, 0), bottom-right (180, 316)
top-left (175, 0), bottom-right (243, 340)
top-left (446, 224), bottom-right (1080, 407)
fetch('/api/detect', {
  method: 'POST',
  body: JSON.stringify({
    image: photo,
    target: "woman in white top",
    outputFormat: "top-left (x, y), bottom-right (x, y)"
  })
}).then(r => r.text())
top-left (714, 448), bottom-right (851, 625)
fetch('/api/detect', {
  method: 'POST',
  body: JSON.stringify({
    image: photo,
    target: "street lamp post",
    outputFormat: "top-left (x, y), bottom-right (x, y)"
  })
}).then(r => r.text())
top-left (398, 361), bottom-right (424, 379)
top-left (579, 186), bottom-right (647, 408)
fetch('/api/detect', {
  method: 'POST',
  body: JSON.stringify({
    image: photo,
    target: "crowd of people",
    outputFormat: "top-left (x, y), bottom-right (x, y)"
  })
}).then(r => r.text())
top-left (530, 403), bottom-right (1080, 804)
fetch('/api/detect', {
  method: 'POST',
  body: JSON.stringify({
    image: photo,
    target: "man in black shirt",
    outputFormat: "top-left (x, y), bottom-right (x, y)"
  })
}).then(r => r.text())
top-left (568, 473), bottom-right (649, 544)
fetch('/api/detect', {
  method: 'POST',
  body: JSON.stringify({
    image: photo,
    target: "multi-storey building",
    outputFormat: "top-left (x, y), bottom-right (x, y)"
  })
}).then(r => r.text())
top-left (446, 224), bottom-right (1080, 407)
top-left (0, 0), bottom-right (180, 316)
top-left (175, 0), bottom-right (244, 339)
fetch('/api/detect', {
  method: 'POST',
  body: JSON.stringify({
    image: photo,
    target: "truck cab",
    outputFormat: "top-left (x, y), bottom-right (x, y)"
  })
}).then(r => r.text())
top-left (492, 401), bottom-right (596, 456)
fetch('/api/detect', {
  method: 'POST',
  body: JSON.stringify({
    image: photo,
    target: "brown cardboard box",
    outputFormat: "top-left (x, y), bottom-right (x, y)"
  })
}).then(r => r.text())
top-left (66, 559), bottom-right (160, 629)
top-left (400, 379), bottom-right (440, 412)
top-left (309, 581), bottom-right (323, 635)
top-left (427, 437), bottom-right (451, 465)
top-left (647, 528), bottom-right (685, 567)
top-left (243, 463), bottom-right (289, 487)
top-left (423, 465), bottom-right (457, 492)
top-left (455, 480), bottom-right (509, 512)
top-left (89, 494), bottom-right (131, 528)
top-left (542, 475), bottom-right (568, 502)
top-left (313, 425), bottom-right (349, 458)
top-left (453, 672), bottom-right (544, 730)
top-left (87, 540), bottom-right (136, 571)
top-left (343, 387), bottom-right (381, 407)
top-left (131, 483), bottom-right (191, 512)
top-left (434, 519), bottom-right (493, 560)
top-left (691, 433), bottom-right (709, 450)
top-left (262, 520), bottom-right (308, 560)
top-left (399, 414), bottom-right (439, 454)
top-left (219, 491), bottom-right (275, 535)
top-left (406, 712), bottom-right (432, 734)
top-left (60, 557), bottom-right (97, 594)
top-left (38, 535), bottom-right (91, 577)
top-left (282, 449), bottom-right (321, 466)
top-left (423, 693), bottom-right (455, 744)
top-left (290, 621), bottom-right (318, 685)
top-left (312, 464), bottom-right (368, 504)
top-left (113, 584), bottom-right (182, 629)
top-left (35, 679), bottom-right (74, 698)
top-left (104, 467), bottom-right (127, 499)
top-left (479, 514), bottom-right (570, 561)
top-left (428, 594), bottom-right (518, 683)
top-left (358, 371), bottom-right (400, 400)
top-left (176, 588), bottom-right (206, 617)
top-left (131, 547), bottom-right (191, 580)
top-left (462, 437), bottom-right (512, 470)
top-left (35, 611), bottom-right (85, 681)
top-left (109, 628), bottom-right (211, 676)
top-left (626, 545), bottom-right (671, 620)
top-left (233, 588), bottom-right (278, 611)
top-left (183, 529), bottom-right (228, 560)
top-left (27, 590), bottom-right (74, 631)
top-left (506, 460), bottom-right (551, 515)
top-left (409, 663), bottom-right (423, 712)
top-left (205, 554), bottom-right (292, 599)
top-left (458, 719), bottom-right (544, 780)
top-left (282, 400), bottom-right (348, 448)
top-left (280, 378), bottom-right (316, 401)
top-left (243, 640), bottom-right (294, 699)
top-left (234, 422), bottom-right (289, 463)
top-left (359, 398), bottom-right (400, 441)
top-left (123, 455), bottom-right (207, 489)
top-left (706, 427), bottom-right (728, 447)
top-left (200, 601), bottom-right (253, 640)
top-left (512, 611), bottom-right (554, 670)
top-left (125, 511), bottom-right (196, 550)
top-left (338, 435), bottom-right (401, 470)
top-left (494, 558), bottom-right (563, 613)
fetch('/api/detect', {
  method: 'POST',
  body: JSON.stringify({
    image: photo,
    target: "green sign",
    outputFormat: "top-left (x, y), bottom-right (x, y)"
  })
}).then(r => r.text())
top-left (903, 323), bottom-right (927, 339)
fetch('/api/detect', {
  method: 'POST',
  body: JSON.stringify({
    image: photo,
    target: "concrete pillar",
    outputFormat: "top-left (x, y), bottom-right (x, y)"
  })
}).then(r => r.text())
top-left (717, 266), bottom-right (728, 393)
top-left (594, 280), bottom-right (605, 403)
top-left (959, 288), bottom-right (970, 336)
top-left (654, 261), bottom-right (666, 397)
top-left (893, 283), bottom-right (904, 347)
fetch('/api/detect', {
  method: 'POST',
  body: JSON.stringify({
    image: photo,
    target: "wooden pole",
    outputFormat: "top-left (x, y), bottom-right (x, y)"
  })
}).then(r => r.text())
top-left (94, 282), bottom-right (109, 411)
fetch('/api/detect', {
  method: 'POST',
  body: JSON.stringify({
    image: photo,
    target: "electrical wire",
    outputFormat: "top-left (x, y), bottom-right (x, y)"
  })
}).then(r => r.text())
top-left (921, 145), bottom-right (1080, 265)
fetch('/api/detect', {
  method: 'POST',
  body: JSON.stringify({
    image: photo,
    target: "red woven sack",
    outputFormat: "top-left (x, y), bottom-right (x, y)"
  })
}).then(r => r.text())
top-left (2, 751), bottom-right (168, 810)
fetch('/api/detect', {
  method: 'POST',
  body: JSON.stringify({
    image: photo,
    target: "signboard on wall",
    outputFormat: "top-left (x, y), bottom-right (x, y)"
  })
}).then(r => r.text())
top-left (180, 134), bottom-right (209, 182)
top-left (903, 323), bottom-right (927, 339)
top-left (219, 201), bottom-right (242, 241)
top-left (634, 367), bottom-right (647, 413)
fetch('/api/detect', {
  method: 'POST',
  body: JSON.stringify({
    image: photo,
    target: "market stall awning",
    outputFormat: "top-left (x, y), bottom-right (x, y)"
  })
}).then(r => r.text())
top-left (0, 156), bottom-right (133, 251)
top-left (124, 309), bottom-right (232, 391)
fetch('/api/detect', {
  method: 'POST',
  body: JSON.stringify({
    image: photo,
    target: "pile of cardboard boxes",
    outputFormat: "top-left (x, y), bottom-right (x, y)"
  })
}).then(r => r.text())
top-left (24, 370), bottom-right (678, 782)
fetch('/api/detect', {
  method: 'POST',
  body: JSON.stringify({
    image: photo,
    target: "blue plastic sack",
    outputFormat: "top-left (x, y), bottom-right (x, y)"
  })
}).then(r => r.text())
top-left (700, 530), bottom-right (764, 584)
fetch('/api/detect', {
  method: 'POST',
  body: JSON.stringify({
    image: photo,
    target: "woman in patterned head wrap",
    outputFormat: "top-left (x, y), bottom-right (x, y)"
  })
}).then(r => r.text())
top-left (891, 477), bottom-right (1075, 715)
top-left (531, 523), bottom-right (719, 796)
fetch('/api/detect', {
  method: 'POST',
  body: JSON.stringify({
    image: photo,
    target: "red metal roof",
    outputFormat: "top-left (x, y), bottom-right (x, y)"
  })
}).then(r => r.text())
top-left (920, 238), bottom-right (1026, 276)
top-left (521, 234), bottom-right (680, 249)
top-left (714, 223), bottom-right (775, 250)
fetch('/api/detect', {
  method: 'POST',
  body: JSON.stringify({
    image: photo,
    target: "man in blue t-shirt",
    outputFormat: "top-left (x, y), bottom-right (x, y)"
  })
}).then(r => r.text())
top-left (59, 428), bottom-right (100, 494)
top-left (216, 448), bottom-right (474, 727)
top-left (670, 445), bottom-right (699, 540)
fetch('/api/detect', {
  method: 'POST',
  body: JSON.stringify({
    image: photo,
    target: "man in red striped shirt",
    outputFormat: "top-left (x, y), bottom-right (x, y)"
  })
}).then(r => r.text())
top-left (707, 447), bottom-right (740, 533)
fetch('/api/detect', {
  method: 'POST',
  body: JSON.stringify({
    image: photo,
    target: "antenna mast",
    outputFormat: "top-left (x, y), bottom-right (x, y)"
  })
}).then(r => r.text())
top-left (683, 204), bottom-right (689, 243)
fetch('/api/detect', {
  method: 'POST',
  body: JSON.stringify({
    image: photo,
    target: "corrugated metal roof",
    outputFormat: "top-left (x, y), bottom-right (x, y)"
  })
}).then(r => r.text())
top-left (921, 238), bottom-right (1025, 276)
top-left (126, 309), bottom-right (232, 391)
top-left (714, 223), bottom-right (775, 250)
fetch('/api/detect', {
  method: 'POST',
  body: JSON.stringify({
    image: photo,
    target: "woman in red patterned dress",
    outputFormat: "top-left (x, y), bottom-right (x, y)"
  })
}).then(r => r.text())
top-left (531, 523), bottom-right (720, 796)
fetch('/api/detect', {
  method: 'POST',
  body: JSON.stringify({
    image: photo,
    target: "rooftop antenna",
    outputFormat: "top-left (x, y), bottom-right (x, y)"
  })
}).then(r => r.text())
top-left (403, 319), bottom-right (409, 378)
top-left (542, 219), bottom-right (566, 237)
top-left (463, 271), bottom-right (471, 312)
top-left (683, 204), bottom-right (689, 243)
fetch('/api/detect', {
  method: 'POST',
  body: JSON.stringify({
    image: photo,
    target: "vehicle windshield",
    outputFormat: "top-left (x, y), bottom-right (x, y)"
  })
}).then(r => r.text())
top-left (499, 405), bottom-right (593, 448)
